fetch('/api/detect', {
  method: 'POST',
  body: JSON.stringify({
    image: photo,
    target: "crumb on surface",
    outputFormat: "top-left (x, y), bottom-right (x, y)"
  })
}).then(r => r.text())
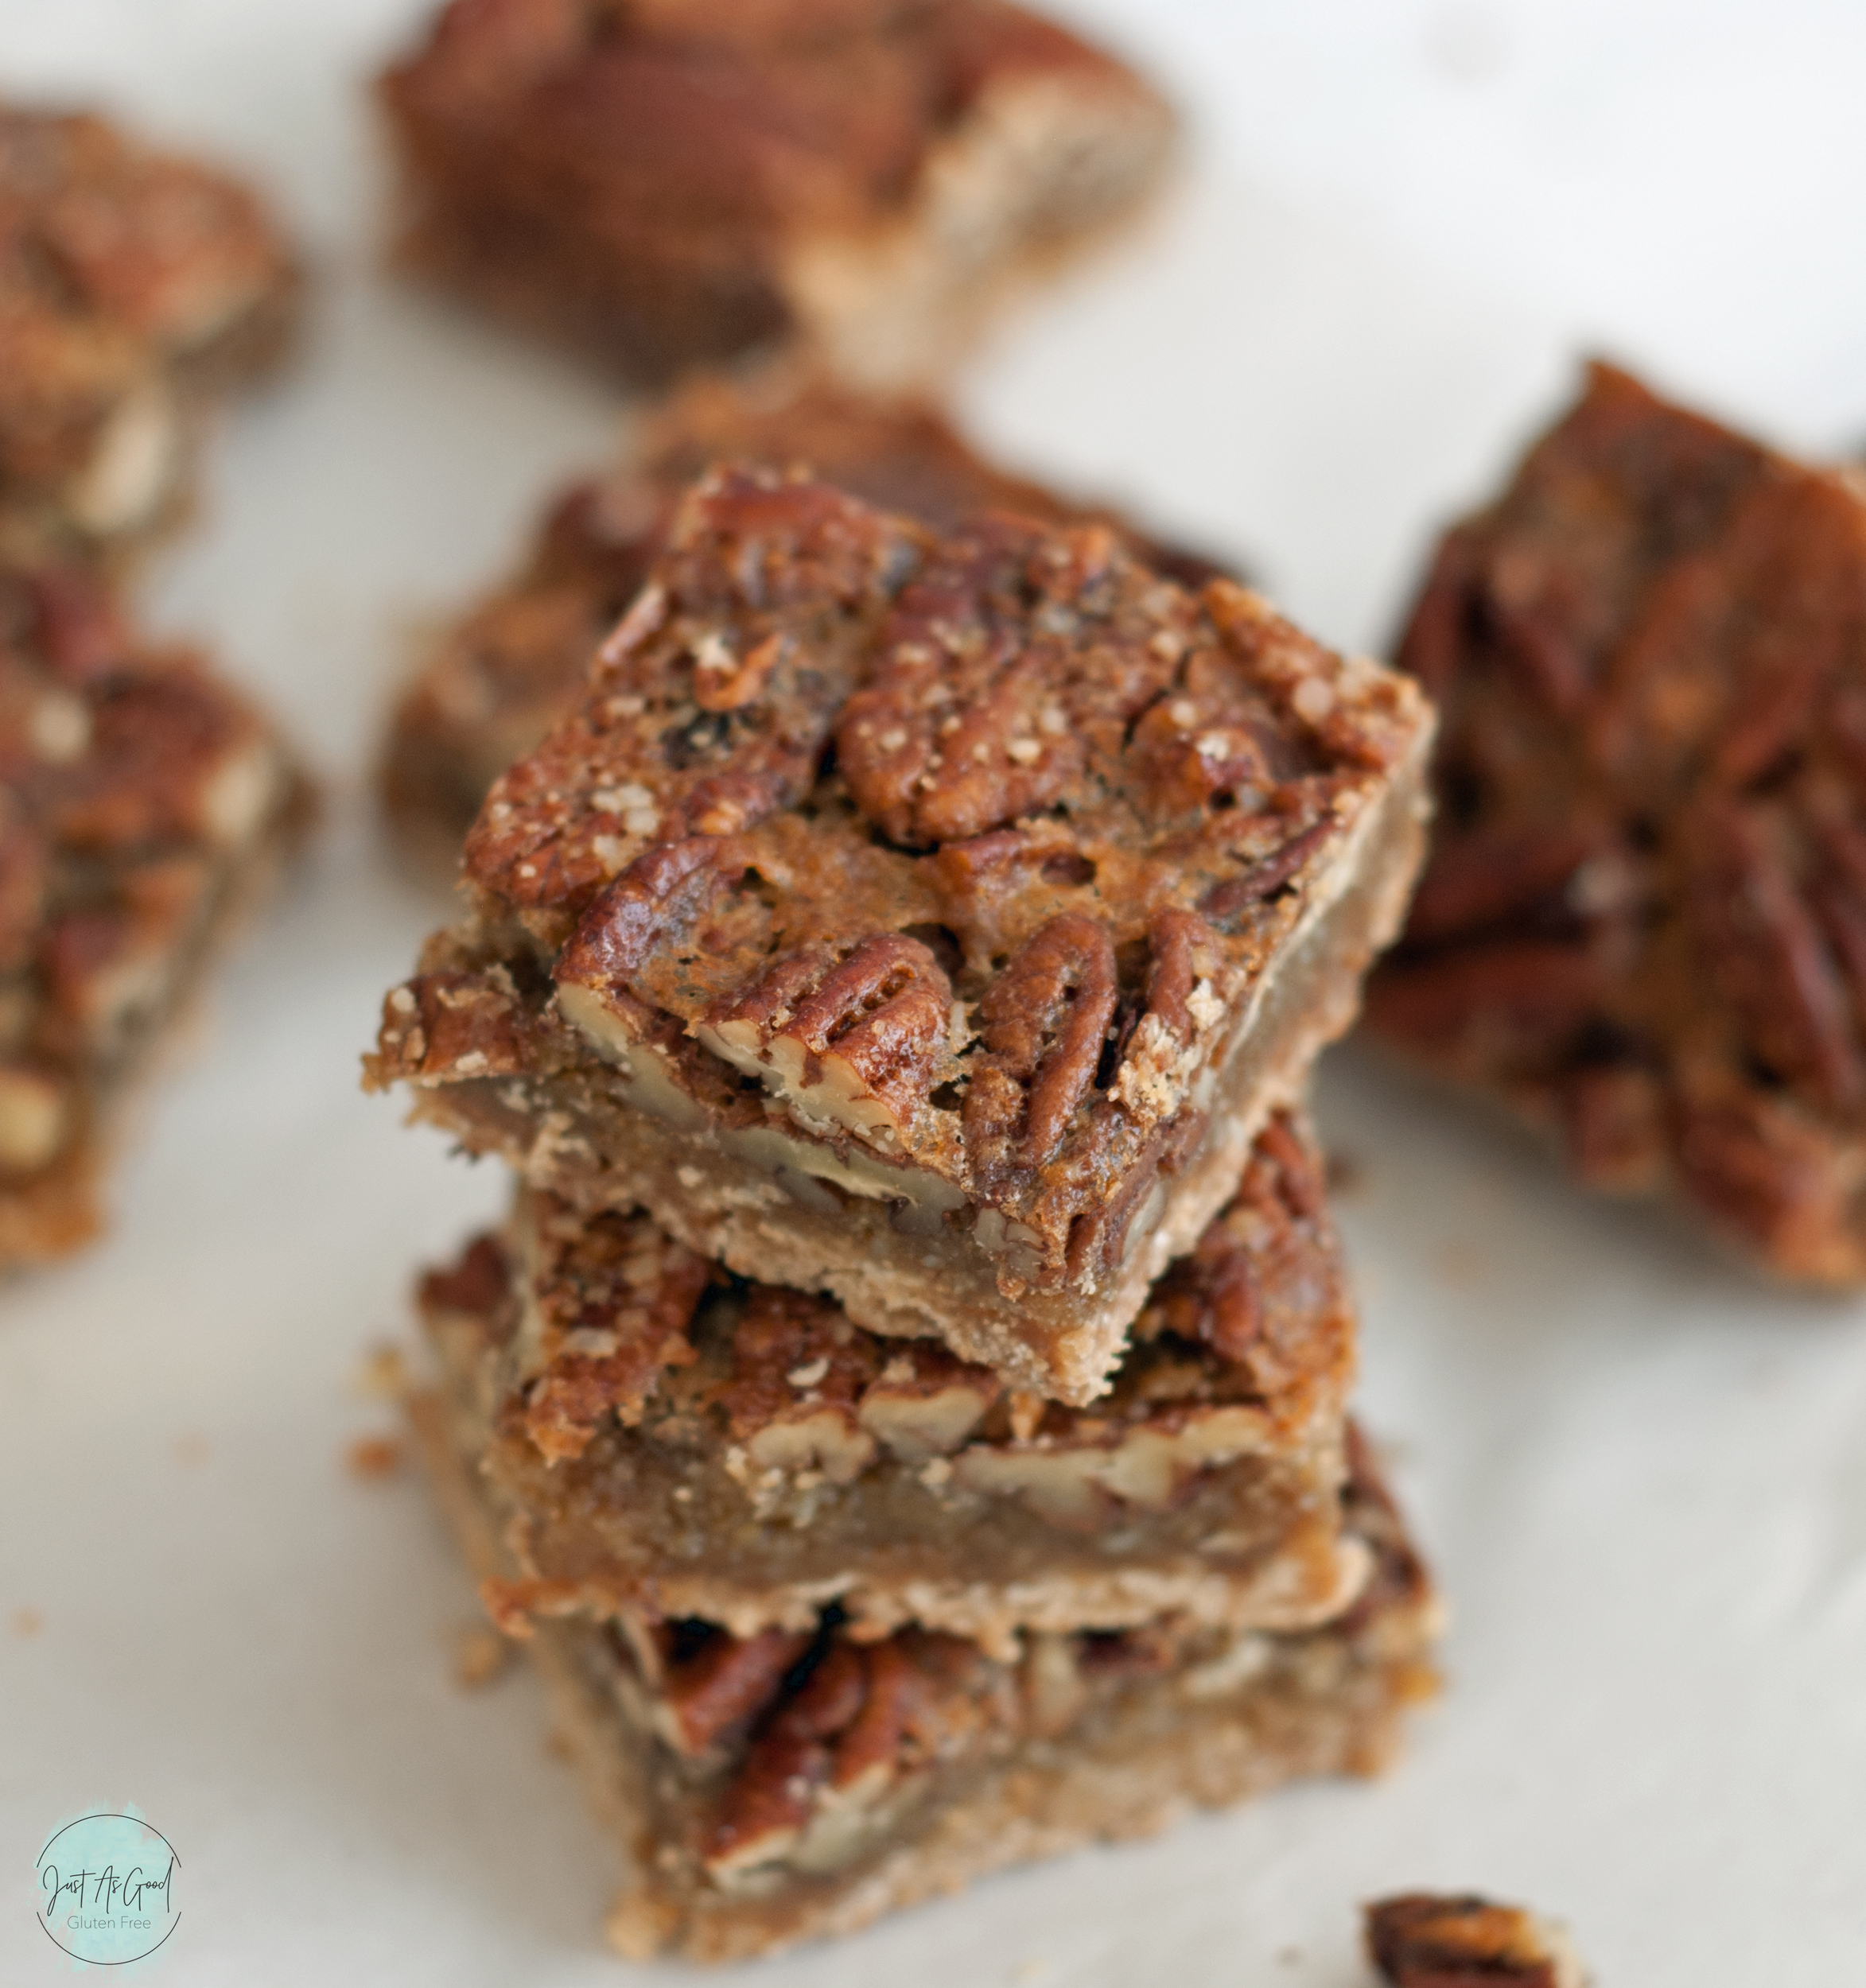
top-left (345, 1434), bottom-right (404, 1479)
top-left (355, 1344), bottom-right (410, 1399)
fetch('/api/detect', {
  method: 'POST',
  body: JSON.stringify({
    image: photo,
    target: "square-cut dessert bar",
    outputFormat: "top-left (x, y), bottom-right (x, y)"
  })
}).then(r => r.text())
top-left (407, 1117), bottom-right (1438, 1959)
top-left (367, 467), bottom-right (1434, 1400)
top-left (0, 557), bottom-right (310, 1263)
top-left (1367, 361), bottom-right (1866, 1283)
top-left (418, 1109), bottom-right (1366, 1653)
top-left (377, 0), bottom-right (1176, 387)
top-left (382, 368), bottom-right (1227, 864)
top-left (0, 101), bottom-right (301, 569)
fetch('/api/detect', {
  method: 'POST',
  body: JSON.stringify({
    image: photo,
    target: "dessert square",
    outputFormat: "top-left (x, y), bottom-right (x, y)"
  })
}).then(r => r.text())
top-left (0, 101), bottom-right (301, 568)
top-left (377, 0), bottom-right (1176, 387)
top-left (0, 558), bottom-right (311, 1264)
top-left (417, 1109), bottom-right (1366, 1654)
top-left (412, 1372), bottom-right (1438, 1962)
top-left (1368, 362), bottom-right (1866, 1283)
top-left (382, 367), bottom-right (1227, 867)
top-left (367, 468), bottom-right (1433, 1400)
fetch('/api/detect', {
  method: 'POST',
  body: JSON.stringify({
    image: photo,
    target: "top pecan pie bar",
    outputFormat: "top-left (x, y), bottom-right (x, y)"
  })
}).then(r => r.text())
top-left (1368, 362), bottom-right (1866, 1283)
top-left (378, 0), bottom-right (1176, 388)
top-left (368, 467), bottom-right (1432, 1400)
top-left (381, 367), bottom-right (1227, 866)
top-left (0, 101), bottom-right (301, 568)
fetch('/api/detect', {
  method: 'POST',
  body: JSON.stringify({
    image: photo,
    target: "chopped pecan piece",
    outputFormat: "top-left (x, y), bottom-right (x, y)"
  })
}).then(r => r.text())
top-left (1364, 1893), bottom-right (1586, 1988)
top-left (517, 1195), bottom-right (712, 1462)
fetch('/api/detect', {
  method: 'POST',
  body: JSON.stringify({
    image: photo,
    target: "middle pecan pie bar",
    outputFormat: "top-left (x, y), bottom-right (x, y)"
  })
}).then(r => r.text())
top-left (367, 467), bottom-right (1433, 1400)
top-left (418, 1110), bottom-right (1366, 1655)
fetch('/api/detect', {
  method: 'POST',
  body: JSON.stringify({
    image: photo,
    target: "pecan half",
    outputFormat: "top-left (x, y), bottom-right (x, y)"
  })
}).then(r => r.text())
top-left (696, 931), bottom-right (951, 1150)
top-left (1108, 909), bottom-right (1223, 1128)
top-left (659, 1625), bottom-right (811, 1757)
top-left (964, 912), bottom-right (1118, 1184)
top-left (1364, 1893), bottom-right (1586, 1988)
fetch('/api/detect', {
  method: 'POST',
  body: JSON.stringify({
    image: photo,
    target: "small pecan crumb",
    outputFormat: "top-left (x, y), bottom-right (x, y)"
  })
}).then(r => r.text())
top-left (1364, 1893), bottom-right (1586, 1988)
top-left (344, 1435), bottom-right (403, 1480)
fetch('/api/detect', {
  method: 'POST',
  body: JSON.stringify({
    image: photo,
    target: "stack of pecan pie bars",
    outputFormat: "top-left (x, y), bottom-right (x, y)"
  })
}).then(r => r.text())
top-left (368, 452), bottom-right (1444, 1955)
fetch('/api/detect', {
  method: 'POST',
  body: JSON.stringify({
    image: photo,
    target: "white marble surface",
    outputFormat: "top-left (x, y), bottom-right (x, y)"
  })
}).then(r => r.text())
top-left (1, 4), bottom-right (1864, 1982)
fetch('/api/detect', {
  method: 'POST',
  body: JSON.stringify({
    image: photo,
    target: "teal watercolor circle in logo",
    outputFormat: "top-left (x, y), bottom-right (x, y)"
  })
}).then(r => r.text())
top-left (35, 1809), bottom-right (180, 1967)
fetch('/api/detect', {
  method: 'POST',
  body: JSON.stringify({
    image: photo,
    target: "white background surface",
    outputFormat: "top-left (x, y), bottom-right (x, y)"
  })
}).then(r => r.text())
top-left (2, 2), bottom-right (1864, 1982)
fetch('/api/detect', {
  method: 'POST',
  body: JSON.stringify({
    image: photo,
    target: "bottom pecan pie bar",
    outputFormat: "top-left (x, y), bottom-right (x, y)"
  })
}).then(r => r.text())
top-left (418, 1110), bottom-right (1366, 1655)
top-left (0, 558), bottom-right (310, 1262)
top-left (412, 1378), bottom-right (1437, 1962)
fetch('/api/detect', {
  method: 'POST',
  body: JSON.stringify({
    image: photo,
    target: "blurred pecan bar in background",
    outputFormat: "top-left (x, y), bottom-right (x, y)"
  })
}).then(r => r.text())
top-left (413, 1350), bottom-right (1437, 1960)
top-left (377, 0), bottom-right (1176, 388)
top-left (1365, 1893), bottom-right (1587, 1987)
top-left (418, 1110), bottom-right (1367, 1653)
top-left (382, 367), bottom-right (1228, 869)
top-left (1368, 362), bottom-right (1866, 1283)
top-left (0, 102), bottom-right (301, 569)
top-left (0, 560), bottom-right (310, 1264)
top-left (367, 468), bottom-right (1433, 1400)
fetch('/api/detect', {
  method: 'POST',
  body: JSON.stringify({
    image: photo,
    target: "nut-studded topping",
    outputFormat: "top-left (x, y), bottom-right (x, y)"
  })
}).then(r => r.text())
top-left (714, 1288), bottom-right (882, 1489)
top-left (515, 1194), bottom-right (712, 1462)
top-left (371, 967), bottom-right (536, 1086)
top-left (697, 931), bottom-right (952, 1150)
top-left (1364, 1893), bottom-right (1587, 1988)
top-left (464, 468), bottom-right (924, 914)
top-left (837, 515), bottom-right (1195, 848)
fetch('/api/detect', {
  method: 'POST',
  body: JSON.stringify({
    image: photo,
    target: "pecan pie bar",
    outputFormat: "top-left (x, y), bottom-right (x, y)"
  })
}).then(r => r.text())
top-left (0, 102), bottom-right (301, 569)
top-left (0, 558), bottom-right (311, 1263)
top-left (1365, 1893), bottom-right (1588, 1988)
top-left (1368, 362), bottom-right (1866, 1283)
top-left (412, 1373), bottom-right (1439, 1961)
top-left (382, 368), bottom-right (1227, 868)
top-left (367, 468), bottom-right (1433, 1400)
top-left (377, 0), bottom-right (1176, 388)
top-left (417, 1109), bottom-right (1366, 1654)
